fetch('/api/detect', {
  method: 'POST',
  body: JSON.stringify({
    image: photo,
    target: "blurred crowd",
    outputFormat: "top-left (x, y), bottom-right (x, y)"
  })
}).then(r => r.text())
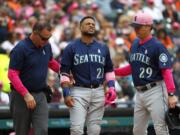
top-left (0, 0), bottom-right (180, 107)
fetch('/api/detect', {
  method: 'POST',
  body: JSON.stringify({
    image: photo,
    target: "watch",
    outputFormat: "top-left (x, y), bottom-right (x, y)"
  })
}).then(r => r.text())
top-left (168, 92), bottom-right (174, 96)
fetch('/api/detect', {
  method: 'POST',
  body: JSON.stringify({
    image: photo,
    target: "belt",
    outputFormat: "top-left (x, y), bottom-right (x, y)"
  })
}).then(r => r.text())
top-left (75, 84), bottom-right (100, 89)
top-left (136, 82), bottom-right (157, 92)
top-left (10, 84), bottom-right (45, 93)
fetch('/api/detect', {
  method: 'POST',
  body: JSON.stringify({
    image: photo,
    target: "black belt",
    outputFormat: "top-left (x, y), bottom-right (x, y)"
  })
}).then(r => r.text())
top-left (75, 84), bottom-right (100, 89)
top-left (136, 82), bottom-right (157, 92)
top-left (10, 84), bottom-right (46, 93)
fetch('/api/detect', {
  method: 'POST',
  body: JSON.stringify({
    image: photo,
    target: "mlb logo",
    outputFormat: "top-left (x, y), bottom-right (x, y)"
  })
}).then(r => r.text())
top-left (98, 49), bottom-right (101, 53)
top-left (145, 49), bottom-right (148, 54)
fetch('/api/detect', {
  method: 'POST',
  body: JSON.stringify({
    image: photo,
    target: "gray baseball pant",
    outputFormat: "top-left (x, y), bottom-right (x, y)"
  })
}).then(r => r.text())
top-left (69, 86), bottom-right (105, 135)
top-left (133, 81), bottom-right (169, 135)
top-left (10, 90), bottom-right (48, 135)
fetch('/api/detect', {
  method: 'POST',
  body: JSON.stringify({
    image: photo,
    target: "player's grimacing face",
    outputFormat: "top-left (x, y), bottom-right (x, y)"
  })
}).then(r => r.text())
top-left (81, 18), bottom-right (96, 36)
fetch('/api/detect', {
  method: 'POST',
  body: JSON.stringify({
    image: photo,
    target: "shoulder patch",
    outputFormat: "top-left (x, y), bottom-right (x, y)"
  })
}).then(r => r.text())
top-left (159, 53), bottom-right (168, 63)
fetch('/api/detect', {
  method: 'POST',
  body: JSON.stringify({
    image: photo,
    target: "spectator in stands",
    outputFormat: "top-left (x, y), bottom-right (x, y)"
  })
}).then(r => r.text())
top-left (143, 0), bottom-right (164, 22)
top-left (0, 54), bottom-right (10, 104)
top-left (116, 15), bottom-right (137, 43)
top-left (0, 32), bottom-right (17, 54)
top-left (156, 28), bottom-right (174, 50)
top-left (163, 0), bottom-right (179, 24)
top-left (170, 22), bottom-right (180, 50)
top-left (113, 49), bottom-right (134, 101)
top-left (173, 48), bottom-right (180, 100)
top-left (175, 0), bottom-right (180, 11)
top-left (47, 70), bottom-right (62, 104)
top-left (0, 8), bottom-right (9, 44)
top-left (126, 0), bottom-right (142, 18)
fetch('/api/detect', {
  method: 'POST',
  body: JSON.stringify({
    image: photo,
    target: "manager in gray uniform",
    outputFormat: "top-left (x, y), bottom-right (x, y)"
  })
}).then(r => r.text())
top-left (115, 11), bottom-right (178, 135)
top-left (60, 16), bottom-right (117, 135)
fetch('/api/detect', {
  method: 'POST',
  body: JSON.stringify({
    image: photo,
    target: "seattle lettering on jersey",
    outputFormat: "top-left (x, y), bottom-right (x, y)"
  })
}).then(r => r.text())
top-left (130, 53), bottom-right (150, 65)
top-left (74, 54), bottom-right (105, 65)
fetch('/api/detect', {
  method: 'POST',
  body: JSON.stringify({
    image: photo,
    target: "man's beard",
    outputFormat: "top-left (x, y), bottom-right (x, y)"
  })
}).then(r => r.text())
top-left (82, 31), bottom-right (96, 37)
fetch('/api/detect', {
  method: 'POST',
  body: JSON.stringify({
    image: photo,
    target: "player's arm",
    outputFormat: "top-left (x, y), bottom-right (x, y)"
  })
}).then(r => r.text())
top-left (105, 71), bottom-right (117, 105)
top-left (8, 69), bottom-right (28, 96)
top-left (8, 69), bottom-right (36, 109)
top-left (60, 68), bottom-right (74, 107)
top-left (48, 58), bottom-right (60, 73)
top-left (60, 44), bottom-right (75, 107)
top-left (8, 45), bottom-right (36, 109)
top-left (48, 44), bottom-right (61, 73)
top-left (104, 46), bottom-right (117, 105)
top-left (114, 64), bottom-right (132, 76)
top-left (157, 43), bottom-right (178, 108)
top-left (161, 68), bottom-right (177, 108)
top-left (161, 68), bottom-right (175, 93)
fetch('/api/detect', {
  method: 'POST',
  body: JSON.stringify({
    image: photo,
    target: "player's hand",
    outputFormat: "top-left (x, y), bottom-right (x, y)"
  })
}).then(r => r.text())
top-left (168, 95), bottom-right (178, 108)
top-left (64, 96), bottom-right (74, 108)
top-left (23, 92), bottom-right (36, 109)
top-left (105, 87), bottom-right (117, 105)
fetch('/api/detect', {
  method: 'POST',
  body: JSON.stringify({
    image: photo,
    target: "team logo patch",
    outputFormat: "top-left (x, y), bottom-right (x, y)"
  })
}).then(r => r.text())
top-left (43, 49), bottom-right (46, 55)
top-left (159, 53), bottom-right (168, 63)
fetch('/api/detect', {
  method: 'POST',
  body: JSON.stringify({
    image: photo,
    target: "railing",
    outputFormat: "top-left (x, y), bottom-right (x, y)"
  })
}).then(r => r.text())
top-left (0, 102), bottom-right (135, 129)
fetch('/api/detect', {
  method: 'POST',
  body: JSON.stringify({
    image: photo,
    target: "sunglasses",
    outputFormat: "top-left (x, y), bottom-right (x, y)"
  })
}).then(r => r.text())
top-left (38, 33), bottom-right (51, 41)
top-left (134, 25), bottom-right (143, 29)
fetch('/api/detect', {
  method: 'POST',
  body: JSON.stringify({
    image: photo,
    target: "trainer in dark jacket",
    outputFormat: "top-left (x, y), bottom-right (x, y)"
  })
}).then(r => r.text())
top-left (8, 21), bottom-right (60, 135)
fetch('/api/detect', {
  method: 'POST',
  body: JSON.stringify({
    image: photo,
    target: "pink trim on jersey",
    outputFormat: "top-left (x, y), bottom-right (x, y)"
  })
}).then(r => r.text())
top-left (8, 69), bottom-right (28, 96)
top-left (48, 58), bottom-right (60, 73)
top-left (139, 35), bottom-right (152, 45)
top-left (161, 68), bottom-right (175, 93)
top-left (105, 71), bottom-right (115, 82)
top-left (114, 64), bottom-right (132, 76)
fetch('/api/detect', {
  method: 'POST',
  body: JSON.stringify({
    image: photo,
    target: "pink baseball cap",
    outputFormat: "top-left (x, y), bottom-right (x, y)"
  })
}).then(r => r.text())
top-left (131, 11), bottom-right (153, 27)
top-left (67, 2), bottom-right (79, 13)
top-left (164, 0), bottom-right (174, 4)
top-left (172, 22), bottom-right (180, 29)
top-left (91, 3), bottom-right (99, 9)
top-left (132, 0), bottom-right (139, 5)
top-left (147, 0), bottom-right (154, 3)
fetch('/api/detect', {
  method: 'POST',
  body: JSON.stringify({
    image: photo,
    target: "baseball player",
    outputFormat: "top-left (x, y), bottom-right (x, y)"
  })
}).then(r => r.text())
top-left (115, 11), bottom-right (178, 135)
top-left (60, 16), bottom-right (117, 135)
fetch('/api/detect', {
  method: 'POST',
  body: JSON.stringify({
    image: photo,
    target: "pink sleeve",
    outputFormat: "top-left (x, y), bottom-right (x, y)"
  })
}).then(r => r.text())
top-left (161, 68), bottom-right (175, 93)
top-left (114, 64), bottom-right (132, 76)
top-left (48, 58), bottom-right (60, 73)
top-left (8, 69), bottom-right (28, 96)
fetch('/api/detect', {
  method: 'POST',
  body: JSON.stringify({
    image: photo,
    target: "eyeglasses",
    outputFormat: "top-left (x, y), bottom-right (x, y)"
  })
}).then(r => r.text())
top-left (38, 33), bottom-right (51, 41)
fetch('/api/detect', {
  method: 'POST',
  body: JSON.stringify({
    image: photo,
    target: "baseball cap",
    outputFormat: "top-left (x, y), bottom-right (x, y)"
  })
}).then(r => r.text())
top-left (115, 38), bottom-right (125, 46)
top-left (147, 0), bottom-right (154, 4)
top-left (91, 3), bottom-right (99, 9)
top-left (172, 22), bottom-right (180, 30)
top-left (68, 2), bottom-right (79, 13)
top-left (164, 0), bottom-right (174, 4)
top-left (132, 0), bottom-right (139, 5)
top-left (131, 11), bottom-right (153, 27)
